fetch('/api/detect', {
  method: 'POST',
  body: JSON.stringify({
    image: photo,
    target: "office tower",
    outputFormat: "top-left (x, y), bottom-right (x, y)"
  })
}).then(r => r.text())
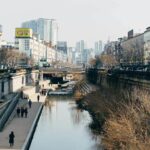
top-left (82, 49), bottom-right (89, 65)
top-left (57, 41), bottom-right (67, 53)
top-left (94, 40), bottom-right (102, 56)
top-left (22, 18), bottom-right (58, 47)
top-left (76, 40), bottom-right (85, 52)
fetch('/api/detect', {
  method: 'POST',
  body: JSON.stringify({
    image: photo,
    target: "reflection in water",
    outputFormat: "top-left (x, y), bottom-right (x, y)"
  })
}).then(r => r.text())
top-left (70, 105), bottom-right (87, 125)
top-left (30, 96), bottom-right (102, 150)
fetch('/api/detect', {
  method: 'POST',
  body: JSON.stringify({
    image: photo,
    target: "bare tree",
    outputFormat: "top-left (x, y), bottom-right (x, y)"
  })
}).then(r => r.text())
top-left (0, 48), bottom-right (32, 68)
top-left (121, 35), bottom-right (144, 65)
top-left (89, 58), bottom-right (97, 67)
top-left (100, 54), bottom-right (118, 68)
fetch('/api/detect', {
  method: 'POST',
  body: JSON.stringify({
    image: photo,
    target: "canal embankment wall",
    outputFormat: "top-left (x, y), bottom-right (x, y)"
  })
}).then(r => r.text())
top-left (0, 69), bottom-right (39, 100)
top-left (97, 72), bottom-right (150, 90)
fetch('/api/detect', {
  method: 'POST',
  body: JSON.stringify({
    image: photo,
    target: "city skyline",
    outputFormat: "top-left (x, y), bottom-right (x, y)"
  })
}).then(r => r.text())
top-left (1, 0), bottom-right (150, 47)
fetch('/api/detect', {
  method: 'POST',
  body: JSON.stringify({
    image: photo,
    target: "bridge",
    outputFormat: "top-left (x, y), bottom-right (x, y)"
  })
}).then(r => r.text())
top-left (39, 67), bottom-right (85, 81)
top-left (40, 67), bottom-right (85, 73)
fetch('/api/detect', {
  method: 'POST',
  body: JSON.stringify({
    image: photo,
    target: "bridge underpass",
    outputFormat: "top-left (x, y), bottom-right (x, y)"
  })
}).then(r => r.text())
top-left (40, 67), bottom-right (85, 81)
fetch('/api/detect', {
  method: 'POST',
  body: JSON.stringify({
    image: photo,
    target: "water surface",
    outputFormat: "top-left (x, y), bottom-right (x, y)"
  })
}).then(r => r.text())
top-left (30, 96), bottom-right (102, 150)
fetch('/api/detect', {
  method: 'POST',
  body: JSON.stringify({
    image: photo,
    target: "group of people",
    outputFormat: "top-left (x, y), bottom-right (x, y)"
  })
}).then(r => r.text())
top-left (16, 99), bottom-right (32, 118)
top-left (39, 84), bottom-right (47, 96)
top-left (40, 89), bottom-right (47, 95)
top-left (16, 106), bottom-right (28, 118)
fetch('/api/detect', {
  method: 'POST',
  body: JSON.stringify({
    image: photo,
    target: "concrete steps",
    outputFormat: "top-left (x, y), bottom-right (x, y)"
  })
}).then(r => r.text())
top-left (77, 80), bottom-right (97, 96)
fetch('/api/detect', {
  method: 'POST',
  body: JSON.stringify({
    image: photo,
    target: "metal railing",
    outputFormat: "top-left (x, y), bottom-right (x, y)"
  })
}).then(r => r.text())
top-left (0, 92), bottom-right (21, 131)
top-left (0, 100), bottom-right (12, 118)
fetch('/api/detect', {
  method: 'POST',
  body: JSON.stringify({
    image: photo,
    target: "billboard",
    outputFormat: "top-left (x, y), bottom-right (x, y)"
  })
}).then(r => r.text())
top-left (15, 28), bottom-right (32, 38)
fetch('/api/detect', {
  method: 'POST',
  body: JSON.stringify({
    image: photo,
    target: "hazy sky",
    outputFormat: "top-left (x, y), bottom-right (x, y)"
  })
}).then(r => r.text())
top-left (1, 0), bottom-right (150, 47)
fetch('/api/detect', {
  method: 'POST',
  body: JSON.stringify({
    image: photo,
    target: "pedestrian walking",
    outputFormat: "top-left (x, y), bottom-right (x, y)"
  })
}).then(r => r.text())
top-left (21, 107), bottom-right (24, 118)
top-left (41, 89), bottom-right (44, 95)
top-left (16, 107), bottom-right (20, 117)
top-left (44, 89), bottom-right (47, 95)
top-left (9, 131), bottom-right (15, 147)
top-left (28, 99), bottom-right (32, 108)
top-left (37, 94), bottom-right (40, 102)
top-left (24, 107), bottom-right (28, 118)
top-left (21, 90), bottom-right (24, 99)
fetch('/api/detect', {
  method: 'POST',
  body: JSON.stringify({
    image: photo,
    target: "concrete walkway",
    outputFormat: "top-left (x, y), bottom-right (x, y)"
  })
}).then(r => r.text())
top-left (0, 103), bottom-right (41, 149)
top-left (23, 86), bottom-right (46, 103)
top-left (0, 85), bottom-right (47, 150)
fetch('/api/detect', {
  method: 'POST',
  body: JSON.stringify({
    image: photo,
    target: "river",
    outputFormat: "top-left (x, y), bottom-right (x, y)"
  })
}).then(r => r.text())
top-left (29, 96), bottom-right (102, 150)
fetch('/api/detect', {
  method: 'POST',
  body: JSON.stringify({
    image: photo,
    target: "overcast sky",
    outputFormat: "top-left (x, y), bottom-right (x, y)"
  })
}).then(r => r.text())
top-left (0, 0), bottom-right (150, 47)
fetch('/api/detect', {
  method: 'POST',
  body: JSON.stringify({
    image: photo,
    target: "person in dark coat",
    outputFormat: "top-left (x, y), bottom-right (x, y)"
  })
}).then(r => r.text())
top-left (24, 107), bottom-right (28, 118)
top-left (28, 99), bottom-right (32, 108)
top-left (21, 90), bottom-right (24, 99)
top-left (21, 107), bottom-right (24, 118)
top-left (16, 107), bottom-right (20, 117)
top-left (41, 89), bottom-right (44, 95)
top-left (37, 95), bottom-right (40, 102)
top-left (9, 131), bottom-right (15, 147)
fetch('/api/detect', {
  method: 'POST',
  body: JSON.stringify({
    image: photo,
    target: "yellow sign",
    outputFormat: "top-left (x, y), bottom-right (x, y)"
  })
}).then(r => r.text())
top-left (15, 28), bottom-right (32, 38)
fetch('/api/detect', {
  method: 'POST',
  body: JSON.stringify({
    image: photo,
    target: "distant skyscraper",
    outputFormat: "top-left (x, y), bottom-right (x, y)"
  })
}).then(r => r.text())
top-left (94, 41), bottom-right (102, 56)
top-left (75, 40), bottom-right (86, 65)
top-left (22, 20), bottom-right (37, 33)
top-left (22, 18), bottom-right (58, 47)
top-left (57, 41), bottom-right (67, 53)
top-left (82, 49), bottom-right (89, 65)
top-left (67, 47), bottom-right (75, 64)
top-left (76, 40), bottom-right (86, 52)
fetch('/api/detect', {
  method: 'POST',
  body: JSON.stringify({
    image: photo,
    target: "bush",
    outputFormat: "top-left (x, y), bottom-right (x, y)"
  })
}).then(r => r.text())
top-left (83, 87), bottom-right (150, 150)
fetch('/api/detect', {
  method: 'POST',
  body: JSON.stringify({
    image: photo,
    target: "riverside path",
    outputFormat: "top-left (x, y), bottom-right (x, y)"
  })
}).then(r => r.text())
top-left (0, 86), bottom-right (46, 150)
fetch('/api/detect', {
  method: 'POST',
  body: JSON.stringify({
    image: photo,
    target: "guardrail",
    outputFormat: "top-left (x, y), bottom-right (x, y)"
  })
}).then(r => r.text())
top-left (0, 92), bottom-right (21, 131)
top-left (0, 100), bottom-right (12, 118)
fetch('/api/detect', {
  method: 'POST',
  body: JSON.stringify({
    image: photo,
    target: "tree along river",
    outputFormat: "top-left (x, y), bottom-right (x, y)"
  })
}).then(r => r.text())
top-left (29, 96), bottom-right (102, 150)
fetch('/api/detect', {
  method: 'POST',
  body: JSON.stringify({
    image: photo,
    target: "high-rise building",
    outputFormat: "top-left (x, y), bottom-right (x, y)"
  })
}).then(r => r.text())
top-left (67, 47), bottom-right (76, 64)
top-left (22, 18), bottom-right (58, 47)
top-left (75, 52), bottom-right (82, 65)
top-left (82, 49), bottom-right (89, 65)
top-left (22, 20), bottom-right (37, 34)
top-left (57, 41), bottom-right (67, 53)
top-left (75, 40), bottom-right (86, 65)
top-left (76, 40), bottom-right (86, 52)
top-left (94, 41), bottom-right (102, 56)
